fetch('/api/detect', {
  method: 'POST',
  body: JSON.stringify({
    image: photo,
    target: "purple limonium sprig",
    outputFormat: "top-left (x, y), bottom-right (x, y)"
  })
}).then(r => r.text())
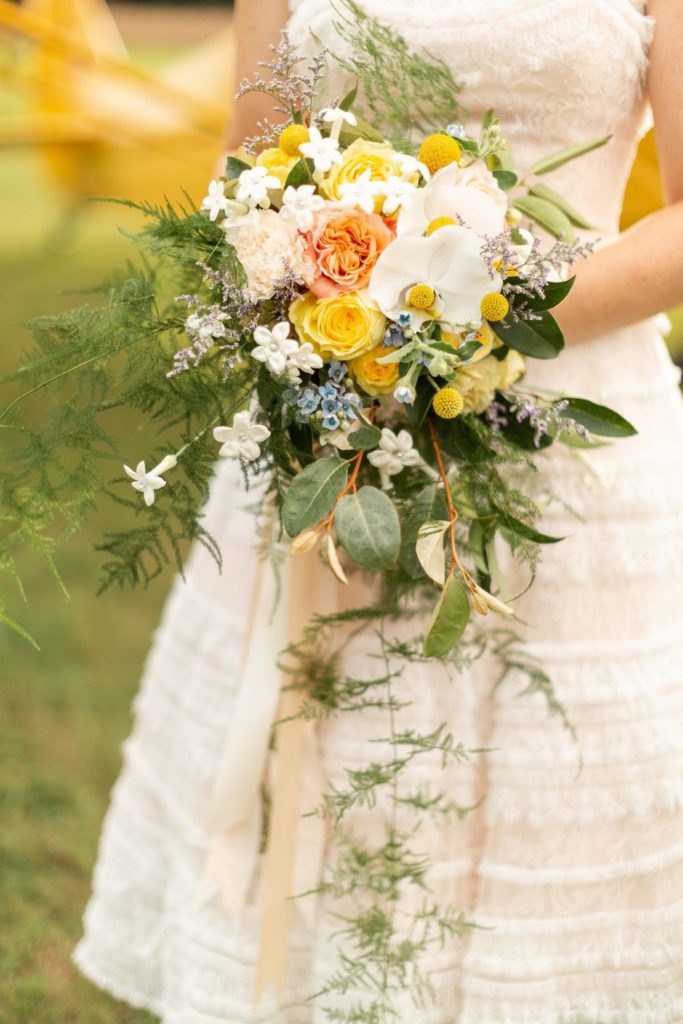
top-left (167, 301), bottom-right (239, 377)
top-left (503, 395), bottom-right (593, 448)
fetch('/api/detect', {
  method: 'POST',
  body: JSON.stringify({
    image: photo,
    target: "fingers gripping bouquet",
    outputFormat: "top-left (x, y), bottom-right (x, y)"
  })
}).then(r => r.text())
top-left (176, 58), bottom-right (634, 655)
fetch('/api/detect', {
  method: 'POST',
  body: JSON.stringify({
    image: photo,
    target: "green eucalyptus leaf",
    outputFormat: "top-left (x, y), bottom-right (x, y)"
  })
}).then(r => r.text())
top-left (415, 519), bottom-right (450, 585)
top-left (492, 169), bottom-right (518, 191)
top-left (528, 183), bottom-right (596, 229)
top-left (284, 158), bottom-right (315, 189)
top-left (493, 310), bottom-right (564, 360)
top-left (400, 485), bottom-right (449, 578)
top-left (335, 486), bottom-right (401, 570)
top-left (347, 424), bottom-right (382, 451)
top-left (531, 135), bottom-right (611, 175)
top-left (512, 195), bottom-right (575, 241)
top-left (525, 277), bottom-right (575, 312)
top-left (423, 575), bottom-right (471, 658)
top-left (558, 398), bottom-right (637, 438)
top-left (283, 457), bottom-right (348, 535)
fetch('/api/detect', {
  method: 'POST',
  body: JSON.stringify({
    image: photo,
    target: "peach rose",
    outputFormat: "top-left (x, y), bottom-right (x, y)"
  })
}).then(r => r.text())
top-left (306, 207), bottom-right (394, 298)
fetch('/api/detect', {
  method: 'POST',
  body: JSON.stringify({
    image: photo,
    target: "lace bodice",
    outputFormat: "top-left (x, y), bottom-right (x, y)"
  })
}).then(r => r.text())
top-left (288, 0), bottom-right (654, 238)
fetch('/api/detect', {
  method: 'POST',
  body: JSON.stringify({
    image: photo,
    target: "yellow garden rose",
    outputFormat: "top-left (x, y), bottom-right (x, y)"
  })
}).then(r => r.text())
top-left (322, 139), bottom-right (410, 213)
top-left (453, 350), bottom-right (526, 413)
top-left (290, 289), bottom-right (387, 361)
top-left (497, 349), bottom-right (526, 389)
top-left (255, 147), bottom-right (298, 187)
top-left (350, 344), bottom-right (400, 396)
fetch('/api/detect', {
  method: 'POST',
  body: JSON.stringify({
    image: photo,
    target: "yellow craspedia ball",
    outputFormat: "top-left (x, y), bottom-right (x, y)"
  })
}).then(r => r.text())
top-left (480, 292), bottom-right (510, 322)
top-left (418, 133), bottom-right (461, 175)
top-left (278, 124), bottom-right (310, 156)
top-left (406, 283), bottom-right (436, 309)
top-left (432, 387), bottom-right (465, 419)
top-left (426, 216), bottom-right (457, 236)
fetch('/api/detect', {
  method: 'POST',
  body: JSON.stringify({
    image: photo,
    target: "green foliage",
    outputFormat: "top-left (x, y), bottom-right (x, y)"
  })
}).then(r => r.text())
top-left (493, 310), bottom-right (565, 359)
top-left (331, 0), bottom-right (467, 151)
top-left (335, 487), bottom-right (401, 570)
top-left (531, 135), bottom-right (612, 175)
top-left (423, 575), bottom-right (471, 657)
top-left (282, 457), bottom-right (349, 535)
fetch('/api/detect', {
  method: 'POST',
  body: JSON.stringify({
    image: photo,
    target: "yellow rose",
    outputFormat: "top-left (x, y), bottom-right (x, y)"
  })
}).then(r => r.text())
top-left (322, 139), bottom-right (409, 213)
top-left (255, 147), bottom-right (298, 187)
top-left (350, 344), bottom-right (400, 396)
top-left (290, 289), bottom-right (387, 361)
top-left (452, 355), bottom-right (502, 414)
top-left (497, 349), bottom-right (526, 389)
top-left (443, 320), bottom-right (495, 364)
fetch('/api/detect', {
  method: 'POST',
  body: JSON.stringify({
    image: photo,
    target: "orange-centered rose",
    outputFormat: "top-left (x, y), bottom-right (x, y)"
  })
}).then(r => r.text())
top-left (306, 207), bottom-right (394, 298)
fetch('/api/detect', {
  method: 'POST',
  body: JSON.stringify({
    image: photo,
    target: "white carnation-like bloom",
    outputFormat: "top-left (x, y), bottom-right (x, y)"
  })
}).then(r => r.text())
top-left (369, 224), bottom-right (501, 330)
top-left (397, 163), bottom-right (507, 239)
top-left (252, 322), bottom-right (299, 374)
top-left (443, 163), bottom-right (509, 220)
top-left (280, 184), bottom-right (326, 232)
top-left (123, 454), bottom-right (177, 506)
top-left (213, 411), bottom-right (271, 462)
top-left (229, 210), bottom-right (317, 303)
top-left (235, 166), bottom-right (281, 209)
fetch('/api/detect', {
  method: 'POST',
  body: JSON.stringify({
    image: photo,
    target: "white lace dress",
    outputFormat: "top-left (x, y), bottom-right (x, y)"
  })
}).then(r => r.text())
top-left (74, 1), bottom-right (683, 1021)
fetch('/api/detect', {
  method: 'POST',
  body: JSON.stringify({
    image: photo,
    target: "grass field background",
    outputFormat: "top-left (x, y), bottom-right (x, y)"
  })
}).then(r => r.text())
top-left (2, 31), bottom-right (683, 1024)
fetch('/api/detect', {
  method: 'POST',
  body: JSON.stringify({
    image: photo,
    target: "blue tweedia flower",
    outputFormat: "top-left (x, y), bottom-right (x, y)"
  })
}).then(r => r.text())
top-left (327, 360), bottom-right (347, 384)
top-left (446, 123), bottom-right (466, 139)
top-left (321, 397), bottom-right (340, 417)
top-left (397, 311), bottom-right (412, 329)
top-left (296, 387), bottom-right (321, 416)
top-left (322, 413), bottom-right (341, 430)
top-left (383, 324), bottom-right (405, 348)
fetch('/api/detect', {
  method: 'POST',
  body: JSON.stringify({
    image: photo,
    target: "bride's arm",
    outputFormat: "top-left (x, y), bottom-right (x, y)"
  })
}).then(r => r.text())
top-left (554, 0), bottom-right (683, 344)
top-left (218, 0), bottom-right (290, 160)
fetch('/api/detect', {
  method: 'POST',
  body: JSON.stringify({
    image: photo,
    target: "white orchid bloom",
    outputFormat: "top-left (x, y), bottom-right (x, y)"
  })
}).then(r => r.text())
top-left (201, 179), bottom-right (231, 221)
top-left (124, 454), bottom-right (177, 507)
top-left (397, 163), bottom-right (507, 239)
top-left (213, 411), bottom-right (271, 462)
top-left (378, 175), bottom-right (418, 216)
top-left (369, 224), bottom-right (501, 330)
top-left (286, 341), bottom-right (324, 382)
top-left (251, 321), bottom-right (299, 375)
top-left (320, 106), bottom-right (358, 142)
top-left (299, 126), bottom-right (342, 174)
top-left (368, 428), bottom-right (421, 489)
top-left (337, 171), bottom-right (377, 214)
top-left (280, 184), bottom-right (326, 232)
top-left (235, 166), bottom-right (281, 209)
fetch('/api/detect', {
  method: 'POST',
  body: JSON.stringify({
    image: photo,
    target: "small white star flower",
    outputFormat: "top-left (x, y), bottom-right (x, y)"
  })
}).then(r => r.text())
top-left (235, 166), bottom-right (281, 209)
top-left (397, 154), bottom-right (430, 182)
top-left (286, 341), bottom-right (324, 382)
top-left (338, 171), bottom-right (377, 214)
top-left (221, 200), bottom-right (261, 232)
top-left (201, 179), bottom-right (231, 221)
top-left (252, 321), bottom-right (299, 375)
top-left (124, 454), bottom-right (177, 506)
top-left (378, 175), bottom-right (417, 216)
top-left (299, 126), bottom-right (342, 174)
top-left (368, 428), bottom-right (421, 476)
top-left (213, 410), bottom-right (271, 462)
top-left (319, 106), bottom-right (358, 142)
top-left (280, 184), bottom-right (326, 232)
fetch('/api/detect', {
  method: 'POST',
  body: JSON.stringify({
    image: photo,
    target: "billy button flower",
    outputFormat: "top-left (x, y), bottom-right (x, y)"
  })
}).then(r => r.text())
top-left (406, 283), bottom-right (437, 311)
top-left (418, 132), bottom-right (462, 175)
top-left (278, 123), bottom-right (310, 156)
top-left (432, 386), bottom-right (465, 420)
top-left (480, 291), bottom-right (510, 322)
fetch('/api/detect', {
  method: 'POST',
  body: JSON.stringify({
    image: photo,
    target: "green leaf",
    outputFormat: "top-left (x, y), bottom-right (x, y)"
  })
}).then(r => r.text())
top-left (399, 485), bottom-right (448, 578)
top-left (531, 135), bottom-right (611, 175)
top-left (225, 155), bottom-right (251, 180)
top-left (512, 195), bottom-right (574, 241)
top-left (339, 115), bottom-right (385, 147)
top-left (284, 158), bottom-right (314, 189)
top-left (423, 575), bottom-right (471, 658)
top-left (493, 310), bottom-right (564, 360)
top-left (528, 183), bottom-right (596, 229)
top-left (452, 340), bottom-right (483, 363)
top-left (339, 83), bottom-right (358, 110)
top-left (347, 424), bottom-right (382, 451)
top-left (335, 486), bottom-right (401, 570)
top-left (434, 417), bottom-right (495, 465)
top-left (415, 520), bottom-right (450, 585)
top-left (283, 458), bottom-right (348, 536)
top-left (405, 376), bottom-right (434, 431)
top-left (525, 277), bottom-right (575, 312)
top-left (495, 509), bottom-right (564, 544)
top-left (492, 169), bottom-right (518, 191)
top-left (558, 398), bottom-right (637, 438)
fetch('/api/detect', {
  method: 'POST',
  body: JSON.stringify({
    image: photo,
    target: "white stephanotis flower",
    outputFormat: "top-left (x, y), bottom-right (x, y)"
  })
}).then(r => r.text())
top-left (286, 341), bottom-right (324, 382)
top-left (235, 166), bottom-right (281, 209)
top-left (220, 200), bottom-right (261, 232)
top-left (369, 225), bottom-right (501, 330)
top-left (378, 175), bottom-right (418, 216)
top-left (201, 179), bottom-right (230, 221)
top-left (396, 153), bottom-right (430, 182)
top-left (213, 411), bottom-right (270, 462)
top-left (319, 106), bottom-right (358, 142)
top-left (252, 321), bottom-right (299, 374)
top-left (397, 163), bottom-right (507, 239)
top-left (124, 454), bottom-right (177, 507)
top-left (368, 429), bottom-right (421, 487)
top-left (280, 184), bottom-right (326, 232)
top-left (337, 170), bottom-right (377, 214)
top-left (299, 126), bottom-right (342, 174)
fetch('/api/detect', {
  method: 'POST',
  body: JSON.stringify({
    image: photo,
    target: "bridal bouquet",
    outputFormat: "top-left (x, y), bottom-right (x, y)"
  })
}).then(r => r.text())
top-left (0, 3), bottom-right (636, 1018)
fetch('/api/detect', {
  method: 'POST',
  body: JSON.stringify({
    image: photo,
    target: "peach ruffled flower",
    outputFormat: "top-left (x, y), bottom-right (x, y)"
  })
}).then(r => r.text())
top-left (306, 207), bottom-right (394, 298)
